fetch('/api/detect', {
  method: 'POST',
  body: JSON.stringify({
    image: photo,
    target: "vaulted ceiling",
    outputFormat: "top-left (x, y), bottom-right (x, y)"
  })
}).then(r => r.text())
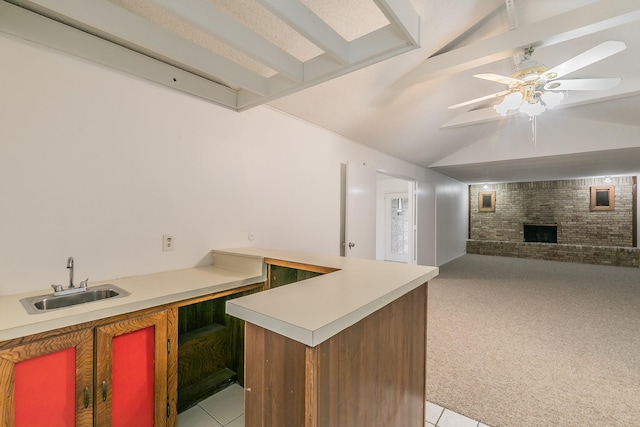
top-left (3, 0), bottom-right (640, 183)
top-left (268, 0), bottom-right (640, 183)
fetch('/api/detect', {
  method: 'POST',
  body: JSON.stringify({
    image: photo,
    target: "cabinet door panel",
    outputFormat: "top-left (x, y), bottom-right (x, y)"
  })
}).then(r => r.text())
top-left (14, 347), bottom-right (76, 427)
top-left (95, 310), bottom-right (167, 427)
top-left (0, 329), bottom-right (94, 427)
top-left (112, 326), bottom-right (155, 426)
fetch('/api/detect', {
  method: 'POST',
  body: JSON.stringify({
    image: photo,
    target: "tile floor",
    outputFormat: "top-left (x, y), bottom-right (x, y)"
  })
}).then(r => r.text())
top-left (177, 384), bottom-right (244, 427)
top-left (426, 401), bottom-right (491, 427)
top-left (177, 383), bottom-right (491, 427)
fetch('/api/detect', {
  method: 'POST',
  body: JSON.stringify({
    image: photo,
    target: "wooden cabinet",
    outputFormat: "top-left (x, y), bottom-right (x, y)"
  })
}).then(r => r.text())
top-left (176, 287), bottom-right (261, 413)
top-left (0, 310), bottom-right (168, 427)
top-left (265, 258), bottom-right (337, 289)
top-left (244, 283), bottom-right (428, 427)
top-left (0, 282), bottom-right (263, 427)
top-left (0, 329), bottom-right (94, 427)
top-left (95, 311), bottom-right (168, 427)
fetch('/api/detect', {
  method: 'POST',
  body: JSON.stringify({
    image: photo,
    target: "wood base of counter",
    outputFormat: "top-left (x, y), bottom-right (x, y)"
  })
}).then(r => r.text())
top-left (244, 283), bottom-right (427, 427)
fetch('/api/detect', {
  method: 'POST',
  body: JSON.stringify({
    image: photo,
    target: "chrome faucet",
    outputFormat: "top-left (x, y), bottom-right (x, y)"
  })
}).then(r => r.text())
top-left (67, 256), bottom-right (74, 288)
top-left (52, 256), bottom-right (89, 296)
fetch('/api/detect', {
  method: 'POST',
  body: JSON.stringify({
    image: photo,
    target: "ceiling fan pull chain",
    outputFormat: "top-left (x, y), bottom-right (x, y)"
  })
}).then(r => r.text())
top-left (531, 116), bottom-right (537, 145)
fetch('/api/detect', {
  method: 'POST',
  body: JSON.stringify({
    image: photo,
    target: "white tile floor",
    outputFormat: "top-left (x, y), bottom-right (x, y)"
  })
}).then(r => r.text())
top-left (426, 402), bottom-right (491, 427)
top-left (177, 384), bottom-right (244, 427)
top-left (177, 383), bottom-right (491, 427)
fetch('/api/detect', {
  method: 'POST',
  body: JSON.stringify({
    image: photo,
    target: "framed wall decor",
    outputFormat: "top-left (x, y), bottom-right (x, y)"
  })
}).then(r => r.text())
top-left (478, 191), bottom-right (496, 212)
top-left (590, 185), bottom-right (615, 211)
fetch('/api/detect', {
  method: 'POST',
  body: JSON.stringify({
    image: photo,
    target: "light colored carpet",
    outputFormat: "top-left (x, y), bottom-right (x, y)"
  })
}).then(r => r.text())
top-left (426, 254), bottom-right (640, 427)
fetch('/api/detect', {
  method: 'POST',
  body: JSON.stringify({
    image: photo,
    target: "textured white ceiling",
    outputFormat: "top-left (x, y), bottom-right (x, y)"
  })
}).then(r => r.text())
top-left (5, 0), bottom-right (640, 183)
top-left (6, 0), bottom-right (418, 108)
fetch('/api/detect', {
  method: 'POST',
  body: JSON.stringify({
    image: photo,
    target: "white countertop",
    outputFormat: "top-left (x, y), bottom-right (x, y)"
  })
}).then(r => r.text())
top-left (0, 248), bottom-right (439, 347)
top-left (0, 252), bottom-right (265, 342)
top-left (221, 248), bottom-right (439, 347)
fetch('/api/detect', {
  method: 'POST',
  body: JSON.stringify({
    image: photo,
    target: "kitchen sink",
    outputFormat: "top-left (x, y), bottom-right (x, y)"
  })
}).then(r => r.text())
top-left (20, 284), bottom-right (130, 314)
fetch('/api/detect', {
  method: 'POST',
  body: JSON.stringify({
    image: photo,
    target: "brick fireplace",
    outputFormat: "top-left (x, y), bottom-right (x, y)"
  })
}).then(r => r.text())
top-left (467, 177), bottom-right (639, 267)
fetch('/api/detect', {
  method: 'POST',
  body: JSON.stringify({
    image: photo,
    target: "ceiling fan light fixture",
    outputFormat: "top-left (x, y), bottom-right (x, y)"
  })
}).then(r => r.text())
top-left (494, 88), bottom-right (565, 117)
top-left (494, 91), bottom-right (523, 115)
top-left (519, 99), bottom-right (545, 117)
top-left (541, 91), bottom-right (564, 109)
top-left (503, 91), bottom-right (523, 108)
top-left (494, 103), bottom-right (510, 116)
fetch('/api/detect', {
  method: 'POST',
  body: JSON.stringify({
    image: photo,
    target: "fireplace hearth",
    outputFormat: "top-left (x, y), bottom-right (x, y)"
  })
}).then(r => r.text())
top-left (524, 224), bottom-right (557, 243)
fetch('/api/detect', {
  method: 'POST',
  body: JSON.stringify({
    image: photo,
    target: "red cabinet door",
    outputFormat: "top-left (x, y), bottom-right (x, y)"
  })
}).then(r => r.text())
top-left (94, 311), bottom-right (168, 427)
top-left (0, 329), bottom-right (94, 427)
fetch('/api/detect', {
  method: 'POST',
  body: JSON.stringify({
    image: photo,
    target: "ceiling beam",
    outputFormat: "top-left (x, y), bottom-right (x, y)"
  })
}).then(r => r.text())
top-left (349, 25), bottom-right (413, 63)
top-left (256, 0), bottom-right (350, 65)
top-left (372, 0), bottom-right (420, 47)
top-left (399, 0), bottom-right (640, 86)
top-left (5, 0), bottom-right (423, 111)
top-left (150, 0), bottom-right (303, 83)
top-left (0, 1), bottom-right (238, 109)
top-left (16, 0), bottom-right (271, 96)
top-left (237, 30), bottom-right (417, 110)
top-left (430, 3), bottom-right (504, 57)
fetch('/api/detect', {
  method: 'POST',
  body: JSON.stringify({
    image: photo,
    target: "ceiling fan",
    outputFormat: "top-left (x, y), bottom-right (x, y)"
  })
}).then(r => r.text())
top-left (448, 40), bottom-right (627, 117)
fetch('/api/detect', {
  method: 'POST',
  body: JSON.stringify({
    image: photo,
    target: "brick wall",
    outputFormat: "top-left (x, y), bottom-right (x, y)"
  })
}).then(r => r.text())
top-left (470, 177), bottom-right (634, 246)
top-left (467, 176), bottom-right (638, 267)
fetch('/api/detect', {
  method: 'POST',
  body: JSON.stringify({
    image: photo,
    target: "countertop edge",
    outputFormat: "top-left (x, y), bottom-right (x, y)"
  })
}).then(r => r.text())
top-left (223, 248), bottom-right (439, 347)
top-left (0, 248), bottom-right (440, 347)
top-left (0, 262), bottom-right (266, 343)
top-left (226, 272), bottom-right (435, 347)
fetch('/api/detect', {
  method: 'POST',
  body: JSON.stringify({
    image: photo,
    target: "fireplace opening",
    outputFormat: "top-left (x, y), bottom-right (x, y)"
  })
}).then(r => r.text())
top-left (524, 224), bottom-right (557, 243)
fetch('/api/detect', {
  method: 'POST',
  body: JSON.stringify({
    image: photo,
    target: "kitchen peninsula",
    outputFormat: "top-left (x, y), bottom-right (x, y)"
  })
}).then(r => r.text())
top-left (221, 248), bottom-right (439, 427)
top-left (0, 248), bottom-right (437, 427)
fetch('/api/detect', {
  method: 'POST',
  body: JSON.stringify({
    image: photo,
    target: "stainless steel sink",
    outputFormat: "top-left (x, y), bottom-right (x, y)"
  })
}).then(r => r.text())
top-left (20, 284), bottom-right (130, 314)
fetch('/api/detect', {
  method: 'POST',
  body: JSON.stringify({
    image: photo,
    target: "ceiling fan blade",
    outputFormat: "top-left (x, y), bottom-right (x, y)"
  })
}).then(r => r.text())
top-left (474, 73), bottom-right (524, 86)
top-left (542, 41), bottom-right (626, 80)
top-left (544, 78), bottom-right (622, 91)
top-left (448, 90), bottom-right (511, 109)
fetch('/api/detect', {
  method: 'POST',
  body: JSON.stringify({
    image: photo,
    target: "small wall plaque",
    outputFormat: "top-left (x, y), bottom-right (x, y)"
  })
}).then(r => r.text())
top-left (590, 185), bottom-right (614, 211)
top-left (478, 191), bottom-right (496, 212)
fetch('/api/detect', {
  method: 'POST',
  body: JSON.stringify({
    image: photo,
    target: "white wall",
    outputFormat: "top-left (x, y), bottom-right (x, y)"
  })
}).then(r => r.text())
top-left (0, 34), bottom-right (467, 296)
top-left (435, 179), bottom-right (469, 266)
top-left (416, 180), bottom-right (436, 266)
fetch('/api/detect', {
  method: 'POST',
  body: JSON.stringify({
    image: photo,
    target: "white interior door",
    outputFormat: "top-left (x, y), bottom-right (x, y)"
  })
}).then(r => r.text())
top-left (345, 161), bottom-right (376, 259)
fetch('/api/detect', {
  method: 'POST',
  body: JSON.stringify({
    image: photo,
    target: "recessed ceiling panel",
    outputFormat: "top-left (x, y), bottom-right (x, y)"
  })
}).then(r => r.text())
top-left (300, 0), bottom-right (390, 42)
top-left (111, 0), bottom-right (278, 79)
top-left (5, 0), bottom-right (419, 110)
top-left (207, 0), bottom-right (323, 62)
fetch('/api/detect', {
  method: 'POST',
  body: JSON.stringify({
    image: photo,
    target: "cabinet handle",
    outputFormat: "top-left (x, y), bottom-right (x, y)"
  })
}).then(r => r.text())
top-left (102, 381), bottom-right (107, 402)
top-left (84, 387), bottom-right (89, 408)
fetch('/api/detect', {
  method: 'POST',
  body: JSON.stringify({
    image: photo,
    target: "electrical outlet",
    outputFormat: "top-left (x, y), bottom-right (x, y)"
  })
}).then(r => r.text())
top-left (163, 234), bottom-right (175, 251)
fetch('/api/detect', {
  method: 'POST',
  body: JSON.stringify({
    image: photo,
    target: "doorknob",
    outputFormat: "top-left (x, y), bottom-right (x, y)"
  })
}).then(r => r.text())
top-left (348, 242), bottom-right (355, 249)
